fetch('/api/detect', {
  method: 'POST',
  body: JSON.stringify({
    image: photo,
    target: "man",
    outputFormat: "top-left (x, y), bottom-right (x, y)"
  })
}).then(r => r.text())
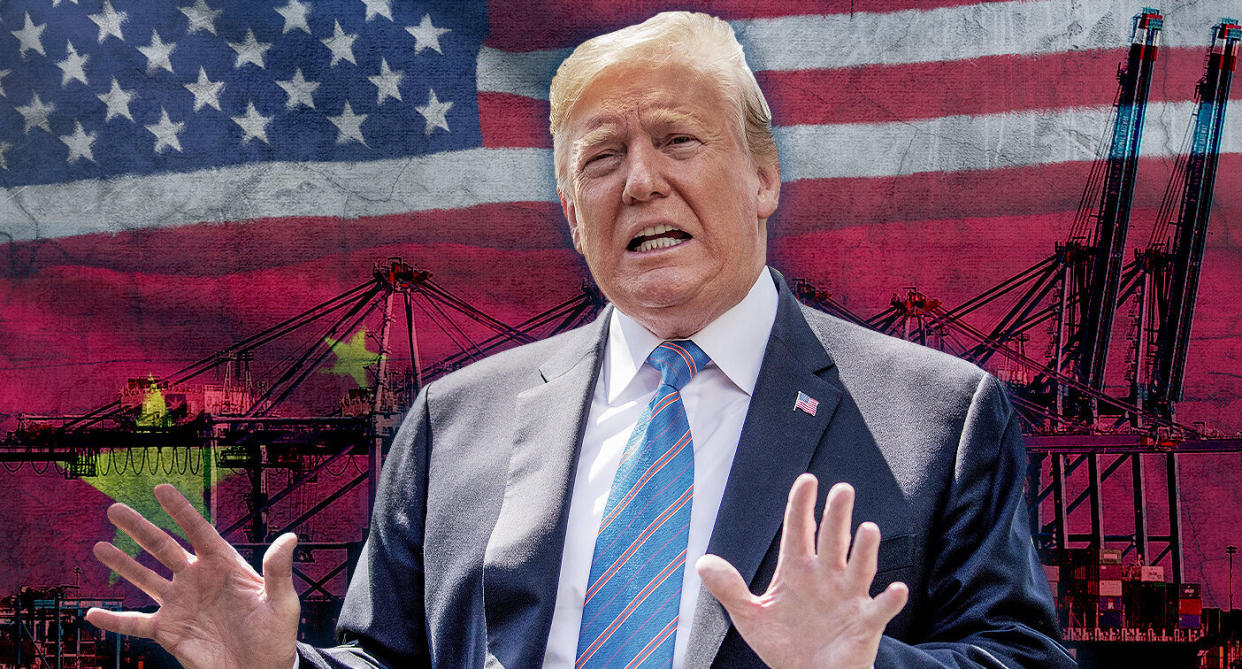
top-left (87, 12), bottom-right (1073, 669)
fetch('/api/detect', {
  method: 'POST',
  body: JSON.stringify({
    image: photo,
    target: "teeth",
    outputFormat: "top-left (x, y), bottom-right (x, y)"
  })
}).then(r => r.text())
top-left (636, 223), bottom-right (676, 238)
top-left (634, 236), bottom-right (686, 253)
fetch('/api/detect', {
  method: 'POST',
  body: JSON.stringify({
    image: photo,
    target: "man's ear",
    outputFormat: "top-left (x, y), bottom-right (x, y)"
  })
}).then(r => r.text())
top-left (755, 156), bottom-right (781, 220)
top-left (559, 188), bottom-right (584, 254)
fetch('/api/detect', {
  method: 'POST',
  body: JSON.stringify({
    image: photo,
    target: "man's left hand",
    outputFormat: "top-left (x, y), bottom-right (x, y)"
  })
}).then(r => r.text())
top-left (697, 475), bottom-right (908, 669)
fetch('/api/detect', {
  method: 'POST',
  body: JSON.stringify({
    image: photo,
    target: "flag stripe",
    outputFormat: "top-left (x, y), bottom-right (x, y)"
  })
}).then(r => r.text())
top-left (477, 45), bottom-right (1237, 140)
top-left (1, 147), bottom-right (556, 242)
top-left (776, 100), bottom-right (1237, 182)
top-left (735, 1), bottom-right (1227, 71)
top-left (479, 0), bottom-right (1232, 90)
top-left (479, 93), bottom-right (552, 148)
top-left (484, 0), bottom-right (1022, 52)
top-left (760, 46), bottom-right (1242, 127)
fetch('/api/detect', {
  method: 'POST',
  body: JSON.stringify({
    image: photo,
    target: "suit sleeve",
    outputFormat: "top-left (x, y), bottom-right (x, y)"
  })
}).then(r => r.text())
top-left (874, 374), bottom-right (1076, 669)
top-left (296, 386), bottom-right (434, 669)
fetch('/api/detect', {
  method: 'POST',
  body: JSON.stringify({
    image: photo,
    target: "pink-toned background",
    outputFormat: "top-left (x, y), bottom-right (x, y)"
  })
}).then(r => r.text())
top-left (1, 0), bottom-right (1239, 635)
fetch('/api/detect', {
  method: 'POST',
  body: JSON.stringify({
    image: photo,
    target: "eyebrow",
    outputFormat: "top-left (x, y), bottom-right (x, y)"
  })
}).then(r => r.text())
top-left (572, 106), bottom-right (708, 157)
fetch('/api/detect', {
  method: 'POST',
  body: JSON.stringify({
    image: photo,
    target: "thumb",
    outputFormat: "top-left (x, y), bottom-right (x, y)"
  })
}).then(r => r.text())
top-left (262, 532), bottom-right (299, 603)
top-left (696, 554), bottom-right (754, 614)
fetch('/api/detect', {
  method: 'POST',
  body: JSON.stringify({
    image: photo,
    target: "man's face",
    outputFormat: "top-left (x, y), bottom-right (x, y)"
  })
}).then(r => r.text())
top-left (559, 61), bottom-right (780, 338)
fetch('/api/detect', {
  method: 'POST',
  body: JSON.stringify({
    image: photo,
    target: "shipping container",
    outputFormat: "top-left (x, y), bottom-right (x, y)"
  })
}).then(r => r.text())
top-left (1098, 596), bottom-right (1124, 611)
top-left (1178, 613), bottom-right (1202, 629)
top-left (1099, 564), bottom-right (1123, 580)
top-left (1100, 580), bottom-right (1123, 597)
top-left (1179, 598), bottom-right (1203, 615)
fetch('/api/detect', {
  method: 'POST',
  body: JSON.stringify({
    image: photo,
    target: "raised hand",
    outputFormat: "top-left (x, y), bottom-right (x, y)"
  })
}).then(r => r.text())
top-left (85, 484), bottom-right (301, 669)
top-left (696, 475), bottom-right (908, 669)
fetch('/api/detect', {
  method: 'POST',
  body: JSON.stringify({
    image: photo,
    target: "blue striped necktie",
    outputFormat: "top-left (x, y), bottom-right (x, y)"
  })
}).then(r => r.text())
top-left (576, 340), bottom-right (711, 669)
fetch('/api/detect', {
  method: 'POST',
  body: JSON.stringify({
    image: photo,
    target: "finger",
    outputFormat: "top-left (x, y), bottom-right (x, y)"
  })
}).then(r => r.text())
top-left (845, 521), bottom-right (881, 589)
top-left (778, 473), bottom-right (818, 560)
top-left (696, 554), bottom-right (755, 616)
top-left (263, 533), bottom-right (299, 603)
top-left (84, 608), bottom-right (156, 639)
top-left (870, 581), bottom-right (909, 623)
top-left (92, 541), bottom-right (171, 604)
top-left (107, 502), bottom-right (190, 573)
top-left (154, 484), bottom-right (227, 555)
top-left (816, 482), bottom-right (855, 569)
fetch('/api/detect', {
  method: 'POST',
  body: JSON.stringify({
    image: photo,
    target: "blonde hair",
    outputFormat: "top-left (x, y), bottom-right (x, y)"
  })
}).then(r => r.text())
top-left (548, 11), bottom-right (777, 195)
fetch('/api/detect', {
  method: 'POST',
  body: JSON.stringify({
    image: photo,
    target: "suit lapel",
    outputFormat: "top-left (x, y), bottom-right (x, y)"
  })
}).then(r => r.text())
top-left (684, 273), bottom-right (844, 667)
top-left (482, 310), bottom-right (609, 669)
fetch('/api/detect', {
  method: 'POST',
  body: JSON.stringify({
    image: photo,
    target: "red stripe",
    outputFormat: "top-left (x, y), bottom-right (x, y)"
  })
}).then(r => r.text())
top-left (485, 0), bottom-right (1014, 51)
top-left (579, 517), bottom-right (691, 634)
top-left (615, 395), bottom-right (683, 469)
top-left (592, 456), bottom-right (694, 575)
top-left (758, 46), bottom-right (1233, 126)
top-left (478, 49), bottom-right (1233, 145)
top-left (768, 157), bottom-right (1210, 237)
top-left (479, 93), bottom-right (552, 148)
top-left (596, 429), bottom-right (690, 535)
top-left (624, 616), bottom-right (679, 669)
top-left (659, 341), bottom-right (697, 377)
top-left (577, 548), bottom-right (688, 667)
top-left (586, 485), bottom-right (692, 603)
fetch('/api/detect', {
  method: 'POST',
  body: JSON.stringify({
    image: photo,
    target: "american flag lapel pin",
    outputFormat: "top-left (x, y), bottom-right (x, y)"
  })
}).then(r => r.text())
top-left (794, 391), bottom-right (819, 416)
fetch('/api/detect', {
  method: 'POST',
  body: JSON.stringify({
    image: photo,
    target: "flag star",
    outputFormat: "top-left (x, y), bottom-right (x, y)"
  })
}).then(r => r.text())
top-left (415, 88), bottom-right (452, 135)
top-left (180, 0), bottom-right (223, 35)
top-left (185, 66), bottom-right (224, 112)
top-left (232, 101), bottom-right (272, 144)
top-left (406, 14), bottom-right (449, 55)
top-left (57, 41), bottom-right (90, 87)
top-left (368, 58), bottom-right (403, 105)
top-left (321, 20), bottom-right (357, 67)
top-left (0, 142), bottom-right (10, 170)
top-left (146, 107), bottom-right (185, 153)
top-left (277, 68), bottom-right (319, 109)
top-left (12, 12), bottom-right (47, 58)
top-left (0, 69), bottom-right (11, 97)
top-left (329, 100), bottom-right (367, 145)
top-left (275, 0), bottom-right (311, 35)
top-left (60, 121), bottom-right (97, 164)
top-left (361, 0), bottom-right (392, 22)
top-left (98, 78), bottom-right (135, 122)
top-left (88, 0), bottom-right (126, 44)
top-left (229, 29), bottom-right (271, 69)
top-left (16, 92), bottom-right (54, 134)
top-left (139, 30), bottom-right (176, 74)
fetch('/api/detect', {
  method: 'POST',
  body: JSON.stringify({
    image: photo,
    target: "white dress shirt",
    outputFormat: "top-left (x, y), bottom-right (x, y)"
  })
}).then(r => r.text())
top-left (542, 270), bottom-right (779, 668)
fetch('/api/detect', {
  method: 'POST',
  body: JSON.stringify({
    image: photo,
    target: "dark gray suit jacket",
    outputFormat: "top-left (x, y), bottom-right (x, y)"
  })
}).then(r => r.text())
top-left (299, 270), bottom-right (1075, 668)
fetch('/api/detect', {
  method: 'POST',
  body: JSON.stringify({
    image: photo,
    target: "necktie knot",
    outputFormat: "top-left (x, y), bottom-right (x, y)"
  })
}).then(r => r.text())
top-left (647, 340), bottom-right (711, 391)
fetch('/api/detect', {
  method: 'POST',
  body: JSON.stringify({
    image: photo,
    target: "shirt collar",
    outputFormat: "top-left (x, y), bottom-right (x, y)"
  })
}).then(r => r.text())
top-left (604, 269), bottom-right (779, 404)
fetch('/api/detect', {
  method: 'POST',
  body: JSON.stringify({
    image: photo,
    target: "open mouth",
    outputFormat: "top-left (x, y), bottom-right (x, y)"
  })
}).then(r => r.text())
top-left (627, 224), bottom-right (692, 253)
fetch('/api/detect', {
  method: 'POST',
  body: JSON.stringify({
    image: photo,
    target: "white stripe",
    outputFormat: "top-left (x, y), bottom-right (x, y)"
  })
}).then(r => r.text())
top-left (0, 147), bottom-right (556, 242)
top-left (4, 101), bottom-right (1235, 240)
top-left (777, 100), bottom-right (1237, 181)
top-left (739, 0), bottom-right (1225, 71)
top-left (477, 45), bottom-right (572, 101)
top-left (478, 0), bottom-right (1231, 99)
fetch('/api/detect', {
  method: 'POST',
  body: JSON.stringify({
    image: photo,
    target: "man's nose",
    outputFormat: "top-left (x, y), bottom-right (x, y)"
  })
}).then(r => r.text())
top-left (621, 142), bottom-right (669, 205)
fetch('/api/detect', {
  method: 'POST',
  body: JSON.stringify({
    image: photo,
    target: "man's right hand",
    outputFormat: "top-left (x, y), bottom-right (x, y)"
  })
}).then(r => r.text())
top-left (86, 484), bottom-right (301, 669)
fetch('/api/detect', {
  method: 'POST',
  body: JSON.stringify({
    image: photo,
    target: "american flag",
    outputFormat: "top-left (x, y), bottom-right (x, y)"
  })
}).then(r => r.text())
top-left (794, 390), bottom-right (819, 416)
top-left (0, 0), bottom-right (1239, 608)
